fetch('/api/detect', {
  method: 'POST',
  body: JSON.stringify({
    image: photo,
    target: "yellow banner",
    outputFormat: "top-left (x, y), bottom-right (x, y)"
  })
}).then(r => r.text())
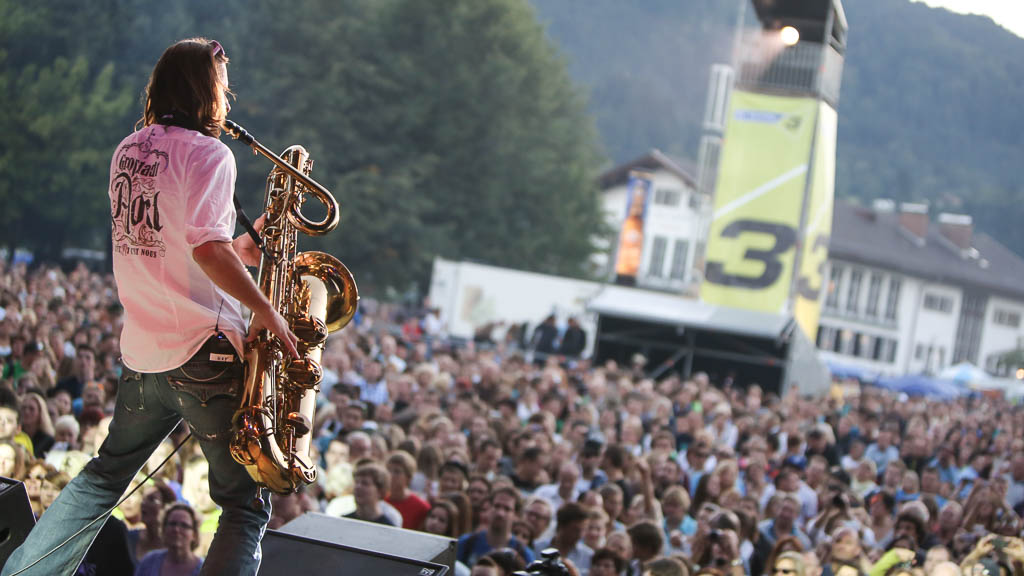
top-left (701, 91), bottom-right (818, 313)
top-left (793, 102), bottom-right (838, 339)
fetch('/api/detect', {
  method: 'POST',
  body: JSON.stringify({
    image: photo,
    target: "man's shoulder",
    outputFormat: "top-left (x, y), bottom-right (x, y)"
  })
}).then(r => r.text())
top-left (397, 492), bottom-right (431, 509)
top-left (188, 135), bottom-right (234, 164)
top-left (533, 483), bottom-right (559, 496)
top-left (458, 530), bottom-right (484, 545)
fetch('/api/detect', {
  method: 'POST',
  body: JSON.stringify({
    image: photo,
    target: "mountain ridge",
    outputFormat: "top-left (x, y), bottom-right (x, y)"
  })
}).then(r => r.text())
top-left (530, 0), bottom-right (1024, 255)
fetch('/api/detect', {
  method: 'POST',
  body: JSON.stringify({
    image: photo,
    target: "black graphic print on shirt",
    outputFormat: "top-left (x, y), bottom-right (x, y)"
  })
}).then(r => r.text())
top-left (110, 131), bottom-right (168, 258)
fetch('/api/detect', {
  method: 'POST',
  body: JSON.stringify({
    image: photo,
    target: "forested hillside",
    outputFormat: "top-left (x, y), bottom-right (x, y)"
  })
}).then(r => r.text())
top-left (531, 0), bottom-right (1024, 253)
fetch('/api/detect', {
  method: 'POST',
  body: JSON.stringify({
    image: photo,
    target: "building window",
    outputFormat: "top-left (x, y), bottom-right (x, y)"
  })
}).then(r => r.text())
top-left (885, 340), bottom-right (897, 363)
top-left (654, 188), bottom-right (682, 207)
top-left (954, 292), bottom-right (987, 364)
top-left (648, 236), bottom-right (667, 278)
top-left (825, 266), bottom-right (843, 311)
top-left (915, 344), bottom-right (924, 360)
top-left (884, 278), bottom-right (901, 322)
top-left (816, 325), bottom-right (835, 350)
top-left (872, 337), bottom-right (884, 361)
top-left (854, 333), bottom-right (871, 358)
top-left (994, 308), bottom-right (1022, 328)
top-left (923, 293), bottom-right (954, 313)
top-left (836, 330), bottom-right (849, 354)
top-left (846, 270), bottom-right (863, 315)
top-left (669, 239), bottom-right (689, 281)
top-left (865, 274), bottom-right (883, 317)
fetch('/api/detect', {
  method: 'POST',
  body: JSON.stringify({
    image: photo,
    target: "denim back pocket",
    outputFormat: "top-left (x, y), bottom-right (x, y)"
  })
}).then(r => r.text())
top-left (166, 359), bottom-right (245, 441)
top-left (166, 362), bottom-right (244, 403)
top-left (166, 335), bottom-right (245, 406)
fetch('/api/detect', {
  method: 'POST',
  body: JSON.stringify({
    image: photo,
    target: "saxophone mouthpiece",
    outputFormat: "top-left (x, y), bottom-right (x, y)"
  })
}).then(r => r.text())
top-left (224, 119), bottom-right (254, 146)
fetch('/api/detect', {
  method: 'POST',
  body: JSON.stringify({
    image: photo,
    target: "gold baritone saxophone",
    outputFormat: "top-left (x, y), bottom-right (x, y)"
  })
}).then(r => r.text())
top-left (223, 120), bottom-right (358, 494)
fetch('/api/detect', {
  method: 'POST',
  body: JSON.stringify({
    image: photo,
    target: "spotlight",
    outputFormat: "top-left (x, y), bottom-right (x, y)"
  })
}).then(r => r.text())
top-left (780, 26), bottom-right (800, 46)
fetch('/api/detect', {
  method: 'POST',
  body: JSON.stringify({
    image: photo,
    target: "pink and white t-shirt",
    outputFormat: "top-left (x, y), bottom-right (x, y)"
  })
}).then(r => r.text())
top-left (109, 124), bottom-right (247, 373)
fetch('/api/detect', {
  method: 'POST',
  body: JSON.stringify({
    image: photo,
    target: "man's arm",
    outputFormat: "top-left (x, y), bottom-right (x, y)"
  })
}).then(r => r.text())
top-left (232, 214), bottom-right (266, 268)
top-left (192, 240), bottom-right (299, 358)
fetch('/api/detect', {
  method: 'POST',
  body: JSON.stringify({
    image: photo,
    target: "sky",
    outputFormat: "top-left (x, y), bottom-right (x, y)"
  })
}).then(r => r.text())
top-left (910, 0), bottom-right (1024, 38)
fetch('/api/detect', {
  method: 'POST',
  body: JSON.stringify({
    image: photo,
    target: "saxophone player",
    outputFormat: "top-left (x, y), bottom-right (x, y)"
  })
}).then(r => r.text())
top-left (3, 38), bottom-right (299, 576)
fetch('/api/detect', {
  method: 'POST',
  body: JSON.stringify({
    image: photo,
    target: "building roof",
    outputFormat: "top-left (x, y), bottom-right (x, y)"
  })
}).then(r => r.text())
top-left (598, 150), bottom-right (698, 190)
top-left (830, 201), bottom-right (1024, 301)
top-left (587, 285), bottom-right (793, 339)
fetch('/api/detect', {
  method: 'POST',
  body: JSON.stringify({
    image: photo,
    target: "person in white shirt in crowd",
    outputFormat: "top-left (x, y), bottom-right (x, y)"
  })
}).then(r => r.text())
top-left (1005, 452), bottom-right (1024, 510)
top-left (534, 460), bottom-right (581, 515)
top-left (864, 428), bottom-right (901, 475)
top-left (534, 502), bottom-right (593, 576)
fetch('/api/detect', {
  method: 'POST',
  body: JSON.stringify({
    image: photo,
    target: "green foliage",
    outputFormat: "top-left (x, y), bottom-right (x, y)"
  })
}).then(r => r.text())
top-left (0, 0), bottom-right (608, 291)
top-left (0, 53), bottom-right (133, 259)
top-left (378, 0), bottom-right (608, 278)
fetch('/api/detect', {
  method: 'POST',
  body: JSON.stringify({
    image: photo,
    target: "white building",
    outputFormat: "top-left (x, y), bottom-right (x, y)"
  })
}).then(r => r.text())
top-left (595, 150), bottom-right (710, 295)
top-left (594, 152), bottom-right (1024, 379)
top-left (816, 200), bottom-right (1024, 378)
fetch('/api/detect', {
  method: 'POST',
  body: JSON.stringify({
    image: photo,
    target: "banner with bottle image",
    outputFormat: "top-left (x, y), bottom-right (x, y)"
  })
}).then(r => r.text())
top-left (613, 171), bottom-right (653, 283)
top-left (700, 90), bottom-right (818, 315)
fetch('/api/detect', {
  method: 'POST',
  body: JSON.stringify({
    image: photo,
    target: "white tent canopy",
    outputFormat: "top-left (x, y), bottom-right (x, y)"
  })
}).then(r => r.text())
top-left (938, 362), bottom-right (997, 389)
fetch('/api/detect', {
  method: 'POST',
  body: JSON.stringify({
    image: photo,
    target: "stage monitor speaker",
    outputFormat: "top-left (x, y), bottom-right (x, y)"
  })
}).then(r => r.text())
top-left (0, 476), bottom-right (36, 569)
top-left (260, 513), bottom-right (454, 576)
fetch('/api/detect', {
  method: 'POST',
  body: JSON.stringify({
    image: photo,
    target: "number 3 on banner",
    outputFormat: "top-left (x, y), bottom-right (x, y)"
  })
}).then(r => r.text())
top-left (797, 234), bottom-right (829, 299)
top-left (705, 220), bottom-right (797, 289)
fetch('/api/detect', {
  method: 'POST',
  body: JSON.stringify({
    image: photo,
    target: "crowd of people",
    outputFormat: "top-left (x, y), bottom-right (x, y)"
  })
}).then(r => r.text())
top-left (2, 260), bottom-right (1024, 576)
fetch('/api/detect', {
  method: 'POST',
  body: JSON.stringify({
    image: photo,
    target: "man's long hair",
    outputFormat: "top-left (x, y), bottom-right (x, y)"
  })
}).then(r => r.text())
top-left (139, 37), bottom-right (230, 138)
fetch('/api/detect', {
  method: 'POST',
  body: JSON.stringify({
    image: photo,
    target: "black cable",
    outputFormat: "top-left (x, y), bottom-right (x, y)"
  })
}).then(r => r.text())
top-left (232, 194), bottom-right (272, 262)
top-left (9, 429), bottom-right (194, 576)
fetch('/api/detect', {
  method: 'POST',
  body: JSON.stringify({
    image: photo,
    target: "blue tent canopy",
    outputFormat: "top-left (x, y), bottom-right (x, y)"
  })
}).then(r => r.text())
top-left (827, 361), bottom-right (879, 383)
top-left (873, 373), bottom-right (966, 400)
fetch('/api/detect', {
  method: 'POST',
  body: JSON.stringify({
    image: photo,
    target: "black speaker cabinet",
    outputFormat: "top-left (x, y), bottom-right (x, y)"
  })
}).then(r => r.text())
top-left (259, 513), bottom-right (454, 576)
top-left (0, 476), bottom-right (36, 570)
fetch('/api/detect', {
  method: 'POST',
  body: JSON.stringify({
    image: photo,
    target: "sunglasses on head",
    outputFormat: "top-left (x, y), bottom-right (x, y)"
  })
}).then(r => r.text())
top-left (209, 40), bottom-right (226, 59)
top-left (773, 569), bottom-right (796, 575)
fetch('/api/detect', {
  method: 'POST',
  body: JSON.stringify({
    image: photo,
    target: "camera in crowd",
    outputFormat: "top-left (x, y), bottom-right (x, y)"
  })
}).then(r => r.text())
top-left (512, 548), bottom-right (570, 576)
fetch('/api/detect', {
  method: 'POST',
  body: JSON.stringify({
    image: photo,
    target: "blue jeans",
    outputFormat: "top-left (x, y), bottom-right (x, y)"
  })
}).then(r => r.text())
top-left (2, 350), bottom-right (271, 576)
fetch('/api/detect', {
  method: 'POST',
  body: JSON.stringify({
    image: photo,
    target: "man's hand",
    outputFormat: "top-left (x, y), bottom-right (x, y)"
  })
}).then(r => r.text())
top-left (1003, 537), bottom-right (1024, 561)
top-left (248, 303), bottom-right (300, 360)
top-left (233, 214), bottom-right (267, 268)
top-left (635, 456), bottom-right (652, 482)
top-left (974, 534), bottom-right (997, 557)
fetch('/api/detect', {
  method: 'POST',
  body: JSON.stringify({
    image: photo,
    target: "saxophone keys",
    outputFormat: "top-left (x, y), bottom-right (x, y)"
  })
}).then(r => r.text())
top-left (291, 315), bottom-right (327, 345)
top-left (284, 357), bottom-right (323, 389)
top-left (284, 411), bottom-right (312, 437)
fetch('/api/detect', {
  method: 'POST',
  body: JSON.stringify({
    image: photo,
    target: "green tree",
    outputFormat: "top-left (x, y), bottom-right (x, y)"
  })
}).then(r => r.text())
top-left (229, 0), bottom-right (608, 290)
top-left (1, 0), bottom-right (610, 291)
top-left (383, 0), bottom-right (609, 279)
top-left (0, 55), bottom-right (133, 259)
